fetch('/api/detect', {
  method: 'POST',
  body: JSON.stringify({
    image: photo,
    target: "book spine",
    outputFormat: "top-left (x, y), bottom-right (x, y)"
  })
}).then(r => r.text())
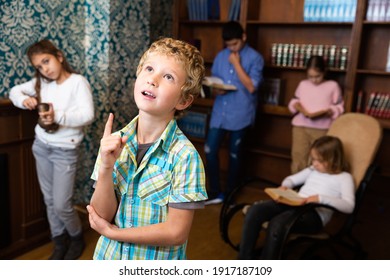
top-left (386, 1), bottom-right (390, 21)
top-left (386, 40), bottom-right (390, 72)
top-left (365, 92), bottom-right (377, 115)
top-left (372, 0), bottom-right (381, 21)
top-left (372, 92), bottom-right (384, 117)
top-left (366, 0), bottom-right (374, 21)
top-left (377, 93), bottom-right (389, 118)
top-left (356, 90), bottom-right (363, 113)
top-left (385, 94), bottom-right (390, 119)
top-left (380, 0), bottom-right (387, 21)
top-left (369, 92), bottom-right (381, 116)
top-left (339, 46), bottom-right (348, 70)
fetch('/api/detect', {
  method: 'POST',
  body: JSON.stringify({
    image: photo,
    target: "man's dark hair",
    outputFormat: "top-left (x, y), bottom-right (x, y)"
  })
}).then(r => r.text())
top-left (222, 21), bottom-right (244, 41)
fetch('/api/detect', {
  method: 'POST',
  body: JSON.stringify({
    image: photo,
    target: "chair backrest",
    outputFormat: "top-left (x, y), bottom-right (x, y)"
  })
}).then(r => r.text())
top-left (327, 113), bottom-right (382, 188)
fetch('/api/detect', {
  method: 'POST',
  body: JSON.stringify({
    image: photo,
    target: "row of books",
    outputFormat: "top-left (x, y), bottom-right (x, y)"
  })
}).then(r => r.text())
top-left (363, 92), bottom-right (390, 119)
top-left (186, 0), bottom-right (240, 21)
top-left (303, 0), bottom-right (357, 22)
top-left (271, 43), bottom-right (349, 70)
top-left (366, 0), bottom-right (390, 21)
top-left (177, 111), bottom-right (208, 139)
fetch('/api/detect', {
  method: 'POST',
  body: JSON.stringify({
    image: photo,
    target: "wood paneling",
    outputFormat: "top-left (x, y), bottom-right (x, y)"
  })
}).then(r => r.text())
top-left (0, 99), bottom-right (49, 259)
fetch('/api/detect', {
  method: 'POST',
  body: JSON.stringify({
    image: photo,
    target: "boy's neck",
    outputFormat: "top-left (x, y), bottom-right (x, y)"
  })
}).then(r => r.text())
top-left (136, 114), bottom-right (172, 144)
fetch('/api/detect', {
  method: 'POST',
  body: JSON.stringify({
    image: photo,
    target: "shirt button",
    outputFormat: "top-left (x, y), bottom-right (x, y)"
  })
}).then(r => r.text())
top-left (129, 222), bottom-right (133, 227)
top-left (129, 199), bottom-right (135, 204)
top-left (230, 69), bottom-right (233, 73)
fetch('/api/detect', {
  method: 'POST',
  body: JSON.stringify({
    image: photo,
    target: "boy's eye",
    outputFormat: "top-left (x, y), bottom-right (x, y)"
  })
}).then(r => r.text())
top-left (145, 66), bottom-right (153, 72)
top-left (164, 74), bottom-right (174, 81)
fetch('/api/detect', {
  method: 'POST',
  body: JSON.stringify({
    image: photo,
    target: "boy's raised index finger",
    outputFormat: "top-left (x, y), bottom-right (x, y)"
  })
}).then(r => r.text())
top-left (103, 113), bottom-right (114, 137)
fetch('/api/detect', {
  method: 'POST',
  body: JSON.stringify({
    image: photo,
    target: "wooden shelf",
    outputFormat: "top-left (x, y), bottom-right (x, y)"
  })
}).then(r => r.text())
top-left (259, 104), bottom-right (291, 117)
top-left (247, 21), bottom-right (354, 26)
top-left (363, 21), bottom-right (390, 25)
top-left (246, 145), bottom-right (291, 160)
top-left (266, 65), bottom-right (347, 73)
top-left (356, 69), bottom-right (390, 76)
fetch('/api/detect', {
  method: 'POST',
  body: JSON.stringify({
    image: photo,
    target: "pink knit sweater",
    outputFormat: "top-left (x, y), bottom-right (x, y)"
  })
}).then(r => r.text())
top-left (288, 79), bottom-right (344, 129)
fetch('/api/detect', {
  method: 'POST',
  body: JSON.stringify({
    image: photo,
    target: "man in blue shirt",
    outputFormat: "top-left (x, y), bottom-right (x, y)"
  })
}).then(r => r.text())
top-left (205, 21), bottom-right (264, 205)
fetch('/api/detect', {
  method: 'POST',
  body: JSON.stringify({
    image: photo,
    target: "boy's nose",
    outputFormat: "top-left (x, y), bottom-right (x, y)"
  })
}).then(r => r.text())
top-left (147, 76), bottom-right (158, 87)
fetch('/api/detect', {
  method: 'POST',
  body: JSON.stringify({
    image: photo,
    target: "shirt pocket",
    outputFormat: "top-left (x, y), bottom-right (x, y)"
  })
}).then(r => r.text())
top-left (137, 164), bottom-right (172, 207)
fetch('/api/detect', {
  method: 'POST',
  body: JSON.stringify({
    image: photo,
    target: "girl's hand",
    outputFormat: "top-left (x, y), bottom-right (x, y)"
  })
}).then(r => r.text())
top-left (99, 113), bottom-right (128, 170)
top-left (22, 97), bottom-right (38, 110)
top-left (304, 195), bottom-right (319, 204)
top-left (38, 103), bottom-right (55, 125)
top-left (294, 102), bottom-right (310, 117)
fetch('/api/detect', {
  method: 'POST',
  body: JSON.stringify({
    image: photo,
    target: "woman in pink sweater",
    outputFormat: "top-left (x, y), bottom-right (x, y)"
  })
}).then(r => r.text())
top-left (288, 55), bottom-right (344, 173)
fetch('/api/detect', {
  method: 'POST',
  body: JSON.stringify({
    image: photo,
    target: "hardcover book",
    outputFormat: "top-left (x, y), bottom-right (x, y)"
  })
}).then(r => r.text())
top-left (202, 76), bottom-right (237, 91)
top-left (264, 188), bottom-right (306, 206)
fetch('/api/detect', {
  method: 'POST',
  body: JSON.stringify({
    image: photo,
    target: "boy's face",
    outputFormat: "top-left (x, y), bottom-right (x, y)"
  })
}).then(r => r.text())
top-left (134, 53), bottom-right (192, 118)
top-left (224, 35), bottom-right (246, 53)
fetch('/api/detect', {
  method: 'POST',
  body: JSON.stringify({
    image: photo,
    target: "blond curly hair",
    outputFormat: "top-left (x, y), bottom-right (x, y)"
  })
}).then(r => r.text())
top-left (137, 37), bottom-right (205, 117)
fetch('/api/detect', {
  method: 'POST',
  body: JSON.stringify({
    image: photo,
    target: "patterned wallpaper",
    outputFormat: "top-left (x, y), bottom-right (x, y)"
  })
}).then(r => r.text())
top-left (0, 0), bottom-right (173, 203)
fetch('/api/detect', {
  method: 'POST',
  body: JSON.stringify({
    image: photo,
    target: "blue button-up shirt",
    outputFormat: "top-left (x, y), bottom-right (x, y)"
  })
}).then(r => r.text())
top-left (210, 44), bottom-right (264, 130)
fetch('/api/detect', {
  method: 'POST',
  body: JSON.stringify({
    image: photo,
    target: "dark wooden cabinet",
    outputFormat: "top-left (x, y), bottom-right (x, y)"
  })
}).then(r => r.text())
top-left (0, 99), bottom-right (49, 259)
top-left (173, 0), bottom-right (390, 185)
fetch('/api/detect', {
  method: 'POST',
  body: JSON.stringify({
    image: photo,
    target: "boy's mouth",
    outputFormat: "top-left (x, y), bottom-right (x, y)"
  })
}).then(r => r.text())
top-left (141, 91), bottom-right (156, 98)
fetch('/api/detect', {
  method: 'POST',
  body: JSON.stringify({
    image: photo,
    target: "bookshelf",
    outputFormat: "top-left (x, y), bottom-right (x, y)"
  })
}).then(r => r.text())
top-left (173, 0), bottom-right (390, 182)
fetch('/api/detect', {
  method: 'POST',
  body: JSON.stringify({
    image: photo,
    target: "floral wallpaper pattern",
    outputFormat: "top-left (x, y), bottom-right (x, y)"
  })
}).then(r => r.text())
top-left (0, 0), bottom-right (173, 203)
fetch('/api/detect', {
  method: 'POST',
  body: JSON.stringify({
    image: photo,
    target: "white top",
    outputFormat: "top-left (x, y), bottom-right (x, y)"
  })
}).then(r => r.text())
top-left (281, 167), bottom-right (355, 225)
top-left (9, 74), bottom-right (94, 149)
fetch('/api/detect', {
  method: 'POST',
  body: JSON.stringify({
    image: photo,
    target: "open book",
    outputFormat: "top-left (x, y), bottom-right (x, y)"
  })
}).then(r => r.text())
top-left (264, 188), bottom-right (306, 206)
top-left (202, 76), bottom-right (237, 91)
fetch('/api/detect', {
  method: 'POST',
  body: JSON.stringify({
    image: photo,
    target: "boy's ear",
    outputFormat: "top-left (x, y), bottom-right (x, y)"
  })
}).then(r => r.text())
top-left (176, 95), bottom-right (194, 111)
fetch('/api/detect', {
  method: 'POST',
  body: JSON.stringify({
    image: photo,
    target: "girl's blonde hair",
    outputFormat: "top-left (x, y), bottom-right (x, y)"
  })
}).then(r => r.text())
top-left (27, 39), bottom-right (76, 102)
top-left (137, 37), bottom-right (205, 117)
top-left (311, 135), bottom-right (349, 173)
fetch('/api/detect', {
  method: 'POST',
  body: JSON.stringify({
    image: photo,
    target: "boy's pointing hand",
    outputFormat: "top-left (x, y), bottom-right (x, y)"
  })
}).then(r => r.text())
top-left (99, 113), bottom-right (128, 170)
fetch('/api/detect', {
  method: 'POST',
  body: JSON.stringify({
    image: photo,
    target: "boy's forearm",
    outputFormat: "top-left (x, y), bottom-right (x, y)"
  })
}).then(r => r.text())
top-left (90, 168), bottom-right (118, 222)
top-left (233, 63), bottom-right (255, 93)
top-left (105, 208), bottom-right (195, 246)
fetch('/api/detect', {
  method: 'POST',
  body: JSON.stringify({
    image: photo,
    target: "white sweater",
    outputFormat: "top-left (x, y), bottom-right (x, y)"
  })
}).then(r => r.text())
top-left (9, 74), bottom-right (94, 149)
top-left (281, 167), bottom-right (355, 225)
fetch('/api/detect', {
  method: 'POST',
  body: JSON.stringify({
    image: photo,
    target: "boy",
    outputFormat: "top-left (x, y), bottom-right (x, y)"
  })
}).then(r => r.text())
top-left (87, 38), bottom-right (207, 260)
top-left (205, 21), bottom-right (264, 204)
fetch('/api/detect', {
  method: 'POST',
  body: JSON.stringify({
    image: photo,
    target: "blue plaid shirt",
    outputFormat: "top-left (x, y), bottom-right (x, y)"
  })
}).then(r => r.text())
top-left (210, 44), bottom-right (264, 130)
top-left (91, 116), bottom-right (207, 259)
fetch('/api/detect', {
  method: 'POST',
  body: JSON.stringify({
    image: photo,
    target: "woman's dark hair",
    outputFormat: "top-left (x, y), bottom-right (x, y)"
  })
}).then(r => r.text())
top-left (306, 55), bottom-right (327, 73)
top-left (222, 21), bottom-right (244, 41)
top-left (311, 135), bottom-right (349, 173)
top-left (27, 39), bottom-right (76, 101)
